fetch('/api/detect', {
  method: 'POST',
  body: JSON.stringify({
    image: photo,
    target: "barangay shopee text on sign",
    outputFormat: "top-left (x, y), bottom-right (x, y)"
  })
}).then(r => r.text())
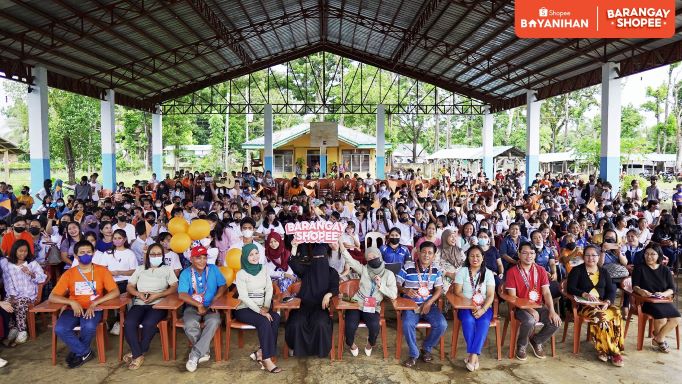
top-left (285, 221), bottom-right (347, 244)
top-left (515, 0), bottom-right (674, 38)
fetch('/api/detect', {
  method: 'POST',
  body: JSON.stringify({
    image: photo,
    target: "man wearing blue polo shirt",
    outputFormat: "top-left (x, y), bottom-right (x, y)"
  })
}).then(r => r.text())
top-left (396, 241), bottom-right (447, 368)
top-left (178, 246), bottom-right (227, 372)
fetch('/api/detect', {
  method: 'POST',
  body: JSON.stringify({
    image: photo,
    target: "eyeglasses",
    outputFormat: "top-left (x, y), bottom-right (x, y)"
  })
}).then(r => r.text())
top-left (148, 253), bottom-right (164, 257)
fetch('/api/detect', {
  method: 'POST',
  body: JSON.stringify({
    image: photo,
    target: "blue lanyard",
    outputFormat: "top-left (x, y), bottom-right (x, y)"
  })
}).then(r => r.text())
top-left (191, 268), bottom-right (208, 295)
top-left (76, 266), bottom-right (96, 293)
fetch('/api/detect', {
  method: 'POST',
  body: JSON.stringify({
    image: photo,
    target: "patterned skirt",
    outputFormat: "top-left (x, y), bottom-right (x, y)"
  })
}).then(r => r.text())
top-left (578, 305), bottom-right (624, 355)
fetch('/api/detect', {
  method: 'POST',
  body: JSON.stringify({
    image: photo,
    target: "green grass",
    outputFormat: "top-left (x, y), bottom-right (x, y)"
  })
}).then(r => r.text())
top-left (5, 170), bottom-right (155, 189)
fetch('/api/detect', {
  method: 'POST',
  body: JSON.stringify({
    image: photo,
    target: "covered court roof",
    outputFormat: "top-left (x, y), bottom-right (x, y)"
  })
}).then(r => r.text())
top-left (1, 0), bottom-right (681, 112)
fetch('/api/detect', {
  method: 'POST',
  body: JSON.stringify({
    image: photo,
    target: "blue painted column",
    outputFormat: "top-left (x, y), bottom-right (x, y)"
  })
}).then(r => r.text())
top-left (28, 65), bottom-right (50, 210)
top-left (525, 90), bottom-right (541, 190)
top-left (101, 89), bottom-right (116, 190)
top-left (264, 103), bottom-right (273, 175)
top-left (376, 104), bottom-right (386, 179)
top-left (482, 106), bottom-right (494, 179)
top-left (152, 106), bottom-right (163, 179)
top-left (600, 62), bottom-right (621, 193)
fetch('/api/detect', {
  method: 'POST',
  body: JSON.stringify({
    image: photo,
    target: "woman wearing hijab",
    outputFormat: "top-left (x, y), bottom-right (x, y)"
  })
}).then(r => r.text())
top-left (285, 242), bottom-right (340, 357)
top-left (264, 232), bottom-right (296, 293)
top-left (439, 229), bottom-right (465, 294)
top-left (235, 243), bottom-right (282, 373)
top-left (337, 240), bottom-right (397, 357)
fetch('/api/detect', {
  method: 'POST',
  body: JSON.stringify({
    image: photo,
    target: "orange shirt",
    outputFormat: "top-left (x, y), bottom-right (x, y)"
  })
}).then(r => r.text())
top-left (287, 186), bottom-right (303, 197)
top-left (0, 231), bottom-right (35, 255)
top-left (52, 265), bottom-right (117, 309)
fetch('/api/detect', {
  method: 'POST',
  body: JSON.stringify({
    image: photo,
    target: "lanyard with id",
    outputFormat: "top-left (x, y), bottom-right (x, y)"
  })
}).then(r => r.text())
top-left (519, 265), bottom-right (539, 302)
top-left (76, 267), bottom-right (98, 302)
top-left (415, 263), bottom-right (433, 299)
top-left (191, 268), bottom-right (208, 304)
top-left (362, 280), bottom-right (377, 313)
top-left (468, 268), bottom-right (484, 306)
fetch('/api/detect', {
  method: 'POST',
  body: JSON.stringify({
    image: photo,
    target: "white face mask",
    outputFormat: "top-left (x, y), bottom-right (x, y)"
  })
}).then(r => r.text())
top-left (149, 256), bottom-right (163, 267)
top-left (18, 209), bottom-right (27, 215)
top-left (241, 229), bottom-right (254, 238)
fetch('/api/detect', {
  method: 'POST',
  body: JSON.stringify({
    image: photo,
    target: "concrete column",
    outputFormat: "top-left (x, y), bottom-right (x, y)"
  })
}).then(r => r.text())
top-left (264, 104), bottom-right (273, 175)
top-left (376, 104), bottom-right (386, 179)
top-left (152, 106), bottom-right (163, 179)
top-left (600, 62), bottom-right (621, 192)
top-left (101, 89), bottom-right (116, 190)
top-left (319, 146), bottom-right (327, 177)
top-left (28, 65), bottom-right (50, 205)
top-left (482, 106), bottom-right (494, 178)
top-left (525, 90), bottom-right (541, 190)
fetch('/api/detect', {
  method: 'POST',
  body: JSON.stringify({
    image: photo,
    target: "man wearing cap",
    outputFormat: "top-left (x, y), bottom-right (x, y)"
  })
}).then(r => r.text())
top-left (178, 245), bottom-right (227, 372)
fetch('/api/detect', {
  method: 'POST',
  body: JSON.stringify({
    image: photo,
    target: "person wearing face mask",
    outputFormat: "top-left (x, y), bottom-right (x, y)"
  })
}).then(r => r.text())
top-left (230, 217), bottom-right (266, 265)
top-left (264, 232), bottom-right (297, 293)
top-left (113, 209), bottom-right (136, 241)
top-left (16, 187), bottom-right (34, 211)
top-left (49, 240), bottom-right (120, 368)
top-left (338, 241), bottom-right (397, 357)
top-left (477, 229), bottom-right (504, 286)
top-left (380, 228), bottom-right (411, 265)
top-left (123, 243), bottom-right (178, 370)
top-left (1, 217), bottom-right (35, 256)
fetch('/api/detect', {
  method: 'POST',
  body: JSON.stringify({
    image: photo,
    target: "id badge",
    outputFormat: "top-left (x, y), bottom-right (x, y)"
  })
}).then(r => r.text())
top-left (529, 290), bottom-right (540, 302)
top-left (192, 294), bottom-right (204, 304)
top-left (417, 285), bottom-right (430, 298)
top-left (75, 281), bottom-right (95, 296)
top-left (472, 292), bottom-right (484, 306)
top-left (362, 297), bottom-right (377, 313)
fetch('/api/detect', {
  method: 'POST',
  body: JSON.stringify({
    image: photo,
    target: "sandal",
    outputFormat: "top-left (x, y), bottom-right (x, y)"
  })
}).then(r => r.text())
top-left (249, 349), bottom-right (263, 363)
top-left (652, 338), bottom-right (670, 353)
top-left (597, 353), bottom-right (608, 362)
top-left (268, 365), bottom-right (283, 374)
top-left (464, 358), bottom-right (475, 372)
top-left (128, 355), bottom-right (144, 370)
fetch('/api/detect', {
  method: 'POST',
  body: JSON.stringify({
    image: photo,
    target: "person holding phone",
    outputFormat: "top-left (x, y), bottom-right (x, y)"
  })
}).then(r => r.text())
top-left (567, 245), bottom-right (624, 366)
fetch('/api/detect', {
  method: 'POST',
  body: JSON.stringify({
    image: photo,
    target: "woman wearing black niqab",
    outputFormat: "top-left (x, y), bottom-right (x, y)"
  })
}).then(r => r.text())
top-left (285, 243), bottom-right (340, 357)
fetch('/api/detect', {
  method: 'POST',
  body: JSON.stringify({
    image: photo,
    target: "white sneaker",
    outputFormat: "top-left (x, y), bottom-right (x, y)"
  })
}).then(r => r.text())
top-left (0, 357), bottom-right (7, 368)
top-left (15, 331), bottom-right (28, 344)
top-left (349, 345), bottom-right (359, 357)
top-left (185, 357), bottom-right (198, 372)
top-left (364, 345), bottom-right (373, 357)
top-left (198, 354), bottom-right (210, 363)
top-left (109, 322), bottom-right (120, 336)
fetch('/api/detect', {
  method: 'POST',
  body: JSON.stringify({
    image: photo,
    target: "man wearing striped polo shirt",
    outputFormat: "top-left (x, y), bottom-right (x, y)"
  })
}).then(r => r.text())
top-left (396, 241), bottom-right (447, 367)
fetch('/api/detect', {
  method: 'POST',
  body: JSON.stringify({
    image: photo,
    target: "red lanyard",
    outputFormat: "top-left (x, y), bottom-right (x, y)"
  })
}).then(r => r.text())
top-left (518, 264), bottom-right (537, 292)
top-left (468, 268), bottom-right (481, 294)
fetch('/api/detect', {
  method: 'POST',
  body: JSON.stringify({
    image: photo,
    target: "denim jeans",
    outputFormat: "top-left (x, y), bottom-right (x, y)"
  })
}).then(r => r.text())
top-left (401, 304), bottom-right (447, 358)
top-left (54, 309), bottom-right (103, 357)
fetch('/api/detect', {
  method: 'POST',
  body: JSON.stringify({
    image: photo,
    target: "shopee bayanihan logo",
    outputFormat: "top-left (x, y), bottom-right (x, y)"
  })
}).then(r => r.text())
top-left (515, 0), bottom-right (675, 38)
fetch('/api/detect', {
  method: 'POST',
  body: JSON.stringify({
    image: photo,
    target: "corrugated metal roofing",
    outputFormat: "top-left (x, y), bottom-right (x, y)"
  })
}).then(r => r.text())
top-left (0, 0), bottom-right (680, 112)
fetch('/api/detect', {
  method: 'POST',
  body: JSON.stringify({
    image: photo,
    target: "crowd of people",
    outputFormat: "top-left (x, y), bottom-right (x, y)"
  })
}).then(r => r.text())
top-left (0, 166), bottom-right (680, 372)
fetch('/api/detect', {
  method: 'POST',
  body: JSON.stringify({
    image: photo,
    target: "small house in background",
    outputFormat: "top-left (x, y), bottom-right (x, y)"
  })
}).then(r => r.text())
top-left (242, 123), bottom-right (391, 178)
top-left (622, 153), bottom-right (677, 176)
top-left (392, 143), bottom-right (426, 165)
top-left (0, 136), bottom-right (23, 181)
top-left (163, 145), bottom-right (212, 168)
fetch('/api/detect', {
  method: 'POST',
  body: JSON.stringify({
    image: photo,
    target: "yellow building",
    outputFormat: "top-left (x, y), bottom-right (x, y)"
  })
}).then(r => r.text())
top-left (242, 123), bottom-right (390, 178)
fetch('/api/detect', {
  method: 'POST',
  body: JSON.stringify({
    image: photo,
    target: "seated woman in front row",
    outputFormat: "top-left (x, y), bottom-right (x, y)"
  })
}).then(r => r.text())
top-left (567, 245), bottom-right (624, 367)
top-left (123, 243), bottom-right (178, 370)
top-left (453, 246), bottom-right (495, 372)
top-left (235, 244), bottom-right (282, 374)
top-left (632, 244), bottom-right (681, 354)
top-left (338, 240), bottom-right (397, 357)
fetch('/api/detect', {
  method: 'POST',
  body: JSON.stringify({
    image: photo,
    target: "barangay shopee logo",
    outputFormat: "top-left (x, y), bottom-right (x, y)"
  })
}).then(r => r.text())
top-left (515, 0), bottom-right (674, 38)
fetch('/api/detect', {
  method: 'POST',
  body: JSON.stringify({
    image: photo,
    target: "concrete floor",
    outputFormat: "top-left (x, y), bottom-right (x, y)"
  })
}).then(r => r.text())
top-left (2, 298), bottom-right (680, 384)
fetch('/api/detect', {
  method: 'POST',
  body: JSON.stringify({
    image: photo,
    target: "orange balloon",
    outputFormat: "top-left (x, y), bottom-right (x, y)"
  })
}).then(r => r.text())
top-left (226, 248), bottom-right (241, 270)
top-left (168, 217), bottom-right (189, 235)
top-left (188, 219), bottom-right (211, 240)
top-left (219, 266), bottom-right (235, 286)
top-left (169, 232), bottom-right (192, 254)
